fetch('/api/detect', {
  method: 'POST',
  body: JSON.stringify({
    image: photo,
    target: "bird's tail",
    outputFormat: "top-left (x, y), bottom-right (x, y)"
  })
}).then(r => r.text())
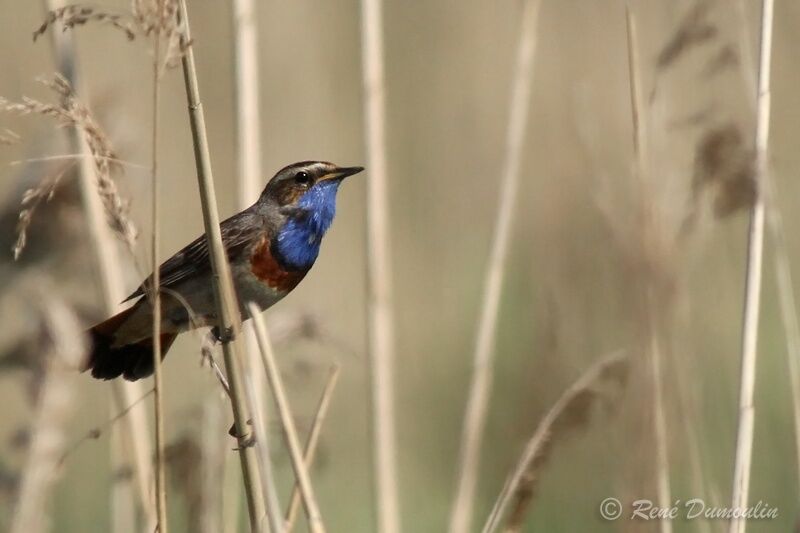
top-left (85, 305), bottom-right (177, 381)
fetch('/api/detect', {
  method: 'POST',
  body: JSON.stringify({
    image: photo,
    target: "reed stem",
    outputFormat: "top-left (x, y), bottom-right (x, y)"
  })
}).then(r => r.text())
top-left (177, 1), bottom-right (265, 529)
top-left (448, 2), bottom-right (541, 531)
top-left (357, 0), bottom-right (401, 529)
top-left (149, 20), bottom-right (168, 533)
top-left (248, 302), bottom-right (326, 533)
top-left (626, 10), bottom-right (672, 533)
top-left (285, 365), bottom-right (341, 531)
top-left (729, 1), bottom-right (774, 532)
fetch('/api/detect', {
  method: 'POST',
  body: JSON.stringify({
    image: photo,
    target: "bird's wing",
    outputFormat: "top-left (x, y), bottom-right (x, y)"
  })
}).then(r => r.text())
top-left (124, 211), bottom-right (261, 302)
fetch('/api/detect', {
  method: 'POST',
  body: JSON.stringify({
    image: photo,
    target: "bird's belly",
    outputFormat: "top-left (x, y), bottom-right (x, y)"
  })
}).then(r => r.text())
top-left (232, 262), bottom-right (289, 314)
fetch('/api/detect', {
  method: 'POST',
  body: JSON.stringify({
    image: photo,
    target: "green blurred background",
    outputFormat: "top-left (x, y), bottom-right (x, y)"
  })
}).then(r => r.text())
top-left (1, 0), bottom-right (800, 531)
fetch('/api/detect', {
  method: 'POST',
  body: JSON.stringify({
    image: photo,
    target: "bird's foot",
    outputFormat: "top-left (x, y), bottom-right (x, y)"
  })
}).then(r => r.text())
top-left (210, 325), bottom-right (236, 344)
top-left (229, 420), bottom-right (256, 449)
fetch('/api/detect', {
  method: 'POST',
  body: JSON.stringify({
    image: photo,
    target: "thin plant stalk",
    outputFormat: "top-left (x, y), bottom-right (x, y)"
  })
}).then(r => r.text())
top-left (729, 1), bottom-right (774, 532)
top-left (733, 0), bottom-right (800, 495)
top-left (231, 2), bottom-right (269, 509)
top-left (248, 302), bottom-right (326, 533)
top-left (481, 352), bottom-right (627, 533)
top-left (42, 1), bottom-right (156, 529)
top-left (357, 0), bottom-right (400, 530)
top-left (285, 365), bottom-right (341, 532)
top-left (232, 0), bottom-right (262, 209)
top-left (177, 1), bottom-right (266, 530)
top-left (243, 372), bottom-right (285, 533)
top-left (448, 2), bottom-right (542, 532)
top-left (646, 297), bottom-right (672, 533)
top-left (149, 23), bottom-right (168, 533)
top-left (626, 10), bottom-right (672, 533)
top-left (231, 0), bottom-right (264, 387)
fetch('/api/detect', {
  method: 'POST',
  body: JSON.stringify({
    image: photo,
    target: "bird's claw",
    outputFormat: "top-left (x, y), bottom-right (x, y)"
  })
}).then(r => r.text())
top-left (229, 419), bottom-right (256, 449)
top-left (211, 325), bottom-right (235, 344)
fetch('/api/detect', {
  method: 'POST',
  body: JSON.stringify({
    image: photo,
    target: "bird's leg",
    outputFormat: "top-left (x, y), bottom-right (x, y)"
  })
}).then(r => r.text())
top-left (210, 324), bottom-right (236, 343)
top-left (204, 329), bottom-right (251, 446)
top-left (229, 419), bottom-right (256, 449)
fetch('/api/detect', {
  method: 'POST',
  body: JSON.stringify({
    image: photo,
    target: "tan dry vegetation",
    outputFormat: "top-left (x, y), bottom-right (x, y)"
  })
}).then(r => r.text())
top-left (0, 1), bottom-right (798, 532)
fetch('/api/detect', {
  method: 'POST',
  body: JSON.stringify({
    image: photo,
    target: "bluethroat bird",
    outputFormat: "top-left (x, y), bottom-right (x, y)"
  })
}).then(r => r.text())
top-left (86, 161), bottom-right (363, 381)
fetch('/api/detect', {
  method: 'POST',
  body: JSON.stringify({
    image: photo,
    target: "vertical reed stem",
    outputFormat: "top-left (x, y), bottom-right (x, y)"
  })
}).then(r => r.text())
top-left (177, 1), bottom-right (266, 530)
top-left (729, 1), bottom-right (774, 532)
top-left (448, 2), bottom-right (541, 531)
top-left (243, 372), bottom-right (285, 533)
top-left (149, 22), bottom-right (168, 533)
top-left (733, 0), bottom-right (800, 498)
top-left (285, 365), bottom-right (341, 532)
top-left (230, 6), bottom-right (270, 526)
top-left (357, 0), bottom-right (400, 530)
top-left (232, 0), bottom-right (262, 209)
top-left (248, 303), bottom-right (326, 533)
top-left (626, 10), bottom-right (672, 533)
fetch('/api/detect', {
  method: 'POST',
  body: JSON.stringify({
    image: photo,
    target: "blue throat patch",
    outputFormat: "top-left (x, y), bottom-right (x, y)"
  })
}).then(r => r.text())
top-left (275, 179), bottom-right (341, 270)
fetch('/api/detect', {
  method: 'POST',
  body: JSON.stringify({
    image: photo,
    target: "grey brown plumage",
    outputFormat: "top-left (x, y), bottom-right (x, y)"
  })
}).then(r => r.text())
top-left (84, 161), bottom-right (363, 381)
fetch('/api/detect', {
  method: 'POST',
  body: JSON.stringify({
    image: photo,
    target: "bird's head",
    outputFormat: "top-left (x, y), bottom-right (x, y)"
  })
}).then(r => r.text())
top-left (261, 161), bottom-right (363, 208)
top-left (260, 161), bottom-right (364, 270)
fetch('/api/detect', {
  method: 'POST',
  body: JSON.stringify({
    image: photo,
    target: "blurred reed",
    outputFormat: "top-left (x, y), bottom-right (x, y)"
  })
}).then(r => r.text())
top-left (729, 2), bottom-right (774, 532)
top-left (482, 352), bottom-right (628, 533)
top-left (10, 295), bottom-right (84, 533)
top-left (626, 9), bottom-right (672, 533)
top-left (449, 1), bottom-right (541, 532)
top-left (358, 0), bottom-right (401, 530)
top-left (36, 2), bottom-right (156, 529)
top-left (231, 2), bottom-right (265, 529)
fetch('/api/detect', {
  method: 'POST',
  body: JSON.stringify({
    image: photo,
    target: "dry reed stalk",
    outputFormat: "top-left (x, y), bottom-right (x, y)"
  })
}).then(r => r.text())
top-left (626, 10), bottom-right (672, 533)
top-left (448, 2), bottom-right (542, 532)
top-left (243, 371), bottom-right (285, 533)
top-left (1, 75), bottom-right (136, 253)
top-left (285, 365), bottom-right (341, 531)
top-left (357, 0), bottom-right (401, 529)
top-left (34, 5), bottom-right (137, 41)
top-left (148, 14), bottom-right (168, 532)
top-left (646, 305), bottom-right (672, 533)
top-left (729, 1), bottom-right (774, 532)
top-left (248, 302), bottom-right (326, 533)
top-left (732, 0), bottom-right (800, 495)
top-left (39, 2), bottom-right (157, 529)
top-left (231, 0), bottom-right (268, 495)
top-left (10, 298), bottom-right (84, 533)
top-left (232, 0), bottom-right (262, 209)
top-left (176, 1), bottom-right (266, 529)
top-left (481, 352), bottom-right (628, 533)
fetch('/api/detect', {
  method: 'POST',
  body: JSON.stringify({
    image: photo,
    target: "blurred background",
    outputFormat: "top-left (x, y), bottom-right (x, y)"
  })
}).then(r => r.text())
top-left (1, 0), bottom-right (799, 531)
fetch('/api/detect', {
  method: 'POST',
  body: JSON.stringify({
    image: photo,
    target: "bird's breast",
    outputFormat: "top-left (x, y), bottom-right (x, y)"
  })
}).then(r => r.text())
top-left (249, 235), bottom-right (308, 293)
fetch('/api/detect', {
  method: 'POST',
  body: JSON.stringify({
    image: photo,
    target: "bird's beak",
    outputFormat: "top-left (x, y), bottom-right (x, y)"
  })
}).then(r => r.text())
top-left (323, 166), bottom-right (364, 182)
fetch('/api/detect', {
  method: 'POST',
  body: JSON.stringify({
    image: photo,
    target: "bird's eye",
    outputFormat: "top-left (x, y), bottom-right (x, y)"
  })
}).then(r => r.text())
top-left (295, 171), bottom-right (311, 186)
